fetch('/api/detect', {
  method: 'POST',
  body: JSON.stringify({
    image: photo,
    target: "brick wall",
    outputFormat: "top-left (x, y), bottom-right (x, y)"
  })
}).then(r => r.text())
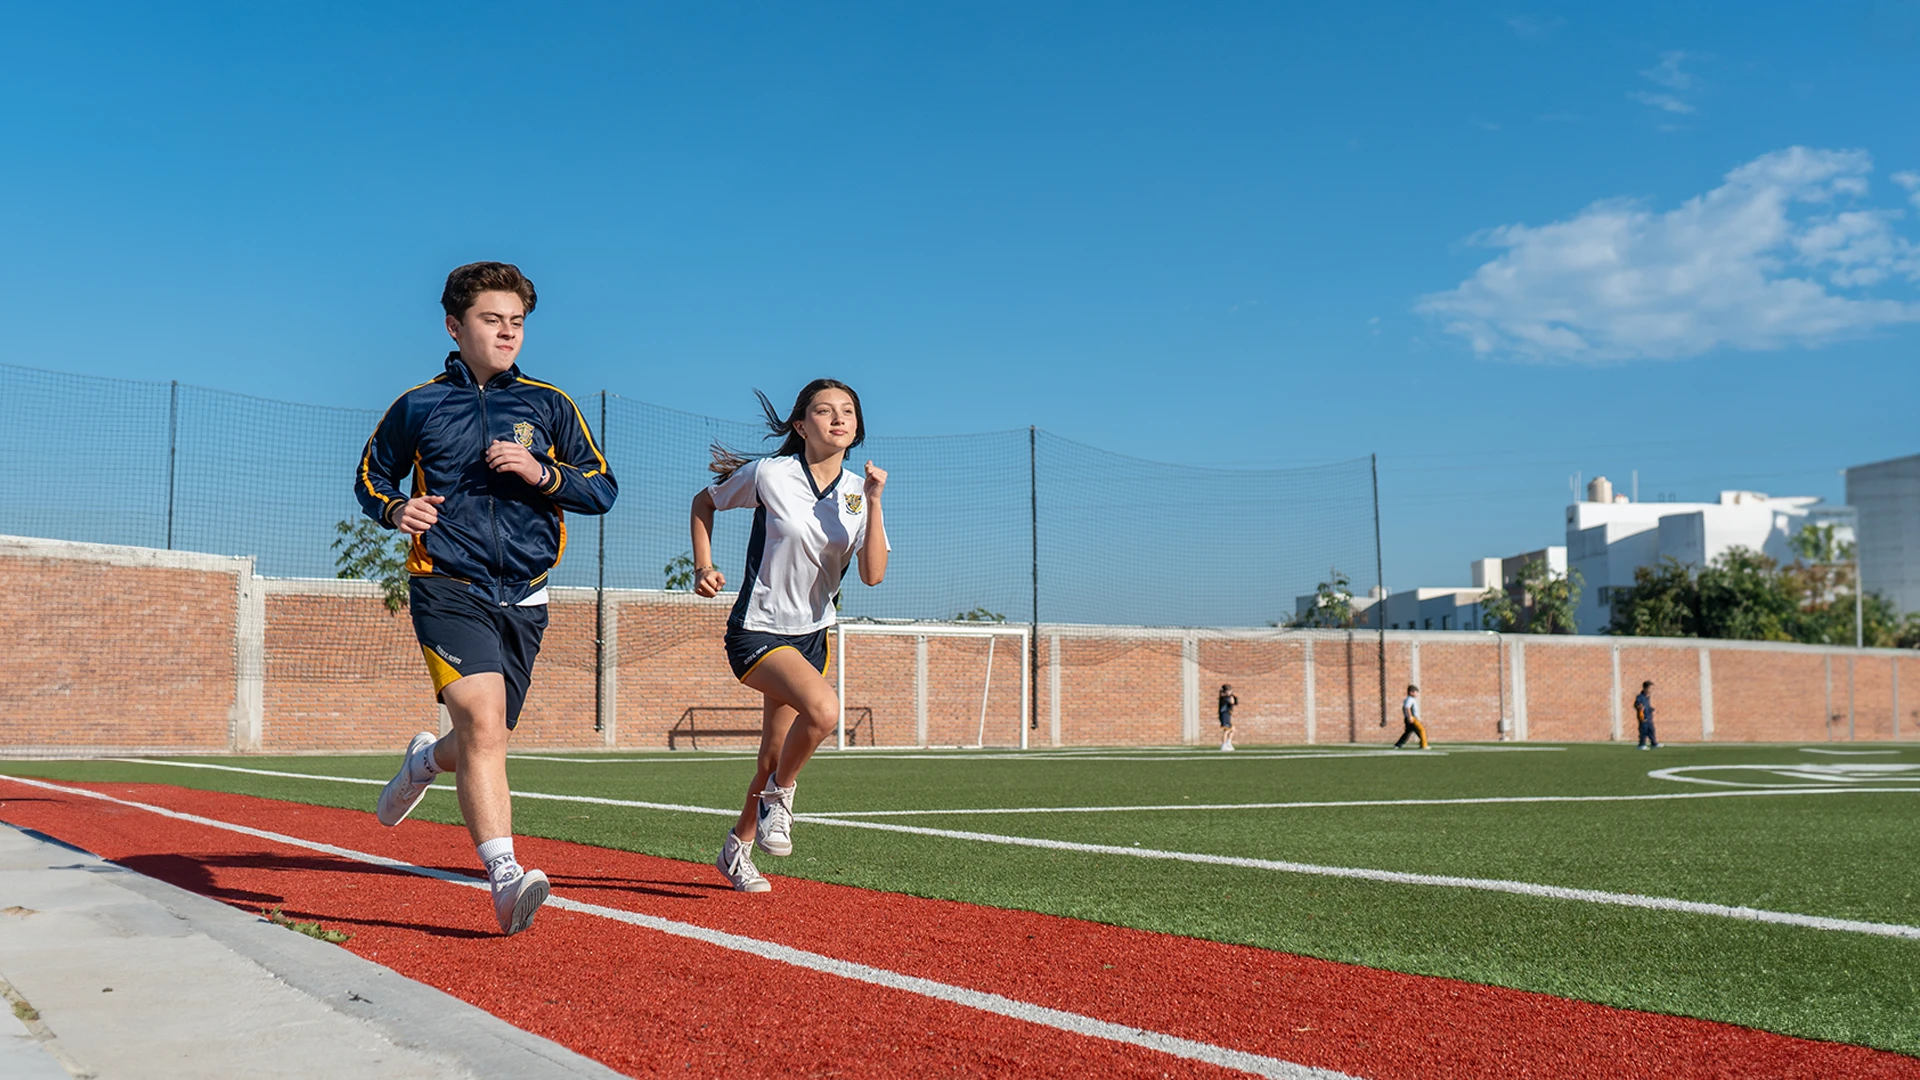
top-left (1, 538), bottom-right (248, 754)
top-left (5, 536), bottom-right (1918, 755)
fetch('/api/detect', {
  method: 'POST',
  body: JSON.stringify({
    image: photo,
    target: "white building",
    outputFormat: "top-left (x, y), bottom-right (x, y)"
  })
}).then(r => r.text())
top-left (1304, 547), bottom-right (1567, 631)
top-left (1846, 454), bottom-right (1920, 614)
top-left (1567, 477), bottom-right (1853, 634)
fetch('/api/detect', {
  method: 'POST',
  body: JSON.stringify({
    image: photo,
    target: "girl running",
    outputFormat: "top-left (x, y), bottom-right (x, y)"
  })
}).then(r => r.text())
top-left (690, 379), bottom-right (889, 892)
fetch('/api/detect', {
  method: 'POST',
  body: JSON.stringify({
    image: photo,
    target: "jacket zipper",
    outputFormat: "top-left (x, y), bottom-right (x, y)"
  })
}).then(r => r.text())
top-left (476, 382), bottom-right (509, 602)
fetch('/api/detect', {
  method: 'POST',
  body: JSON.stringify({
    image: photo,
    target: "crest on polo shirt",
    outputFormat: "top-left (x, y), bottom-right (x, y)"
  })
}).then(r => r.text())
top-left (844, 492), bottom-right (863, 514)
top-left (513, 421), bottom-right (535, 449)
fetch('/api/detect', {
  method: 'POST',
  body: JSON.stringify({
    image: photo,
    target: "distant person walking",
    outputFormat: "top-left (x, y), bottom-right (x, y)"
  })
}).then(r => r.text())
top-left (1635, 680), bottom-right (1660, 749)
top-left (1217, 684), bottom-right (1238, 751)
top-left (1395, 684), bottom-right (1430, 750)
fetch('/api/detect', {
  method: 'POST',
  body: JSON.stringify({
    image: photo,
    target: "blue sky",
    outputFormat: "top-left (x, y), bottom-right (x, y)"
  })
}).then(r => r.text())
top-left (7, 2), bottom-right (1920, 590)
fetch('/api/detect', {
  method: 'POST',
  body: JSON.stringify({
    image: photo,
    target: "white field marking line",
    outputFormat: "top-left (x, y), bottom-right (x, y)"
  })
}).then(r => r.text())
top-left (804, 786), bottom-right (1920, 818)
top-left (510, 750), bottom-right (1443, 765)
top-left (0, 775), bottom-right (1353, 1080)
top-left (107, 758), bottom-right (1916, 817)
top-left (93, 759), bottom-right (1920, 940)
top-left (796, 813), bottom-right (1920, 942)
top-left (1800, 748), bottom-right (1901, 756)
top-left (105, 759), bottom-right (738, 818)
top-left (1647, 763), bottom-right (1920, 789)
top-left (509, 755), bottom-right (754, 763)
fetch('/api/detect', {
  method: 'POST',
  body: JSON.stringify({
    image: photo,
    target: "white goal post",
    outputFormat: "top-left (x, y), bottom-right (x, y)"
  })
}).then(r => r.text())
top-left (833, 622), bottom-right (1032, 750)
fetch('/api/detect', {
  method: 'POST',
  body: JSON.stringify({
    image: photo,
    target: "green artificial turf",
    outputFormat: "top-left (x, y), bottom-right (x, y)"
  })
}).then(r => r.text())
top-left (5, 743), bottom-right (1918, 1055)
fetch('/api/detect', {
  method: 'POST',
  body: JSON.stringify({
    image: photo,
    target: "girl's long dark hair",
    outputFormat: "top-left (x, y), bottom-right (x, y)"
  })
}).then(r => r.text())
top-left (710, 379), bottom-right (865, 482)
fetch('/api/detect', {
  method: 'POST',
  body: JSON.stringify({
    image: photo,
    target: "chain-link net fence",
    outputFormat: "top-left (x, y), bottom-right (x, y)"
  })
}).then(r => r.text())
top-left (0, 361), bottom-right (1386, 750)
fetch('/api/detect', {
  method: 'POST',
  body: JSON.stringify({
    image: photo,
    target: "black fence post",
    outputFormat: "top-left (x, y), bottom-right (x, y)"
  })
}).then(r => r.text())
top-left (594, 390), bottom-right (608, 734)
top-left (1372, 453), bottom-right (1387, 736)
top-left (1029, 425), bottom-right (1040, 734)
top-left (166, 380), bottom-right (179, 549)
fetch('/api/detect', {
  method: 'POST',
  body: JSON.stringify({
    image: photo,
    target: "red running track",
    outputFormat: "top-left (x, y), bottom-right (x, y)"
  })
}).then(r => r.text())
top-left (0, 778), bottom-right (1914, 1079)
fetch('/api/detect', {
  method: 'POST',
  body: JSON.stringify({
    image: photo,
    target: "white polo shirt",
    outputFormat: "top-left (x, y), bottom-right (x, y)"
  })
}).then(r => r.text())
top-left (710, 454), bottom-right (885, 634)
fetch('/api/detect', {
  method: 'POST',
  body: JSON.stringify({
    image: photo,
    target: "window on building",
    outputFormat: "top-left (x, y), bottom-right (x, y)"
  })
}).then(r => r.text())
top-left (1442, 615), bottom-right (1452, 630)
top-left (1423, 618), bottom-right (1432, 629)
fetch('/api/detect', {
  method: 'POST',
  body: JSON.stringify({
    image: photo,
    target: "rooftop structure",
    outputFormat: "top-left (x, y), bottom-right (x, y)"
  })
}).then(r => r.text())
top-left (1568, 478), bottom-right (1853, 634)
top-left (1846, 454), bottom-right (1920, 614)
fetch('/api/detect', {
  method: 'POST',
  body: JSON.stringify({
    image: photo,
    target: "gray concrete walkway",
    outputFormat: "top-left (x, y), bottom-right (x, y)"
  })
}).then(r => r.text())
top-left (0, 823), bottom-right (626, 1080)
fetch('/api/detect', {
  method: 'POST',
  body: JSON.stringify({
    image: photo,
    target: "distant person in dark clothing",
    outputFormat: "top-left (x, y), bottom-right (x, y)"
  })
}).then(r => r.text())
top-left (1635, 680), bottom-right (1660, 749)
top-left (1218, 684), bottom-right (1238, 751)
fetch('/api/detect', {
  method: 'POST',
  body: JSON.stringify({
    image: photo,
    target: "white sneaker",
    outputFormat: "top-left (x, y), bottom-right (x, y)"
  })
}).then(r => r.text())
top-left (716, 830), bottom-right (772, 893)
top-left (492, 868), bottom-right (549, 936)
top-left (755, 782), bottom-right (796, 857)
top-left (1220, 741), bottom-right (1235, 751)
top-left (376, 732), bottom-right (438, 826)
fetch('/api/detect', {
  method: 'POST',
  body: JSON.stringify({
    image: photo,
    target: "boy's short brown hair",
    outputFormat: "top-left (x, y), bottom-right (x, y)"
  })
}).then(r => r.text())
top-left (441, 261), bottom-right (538, 318)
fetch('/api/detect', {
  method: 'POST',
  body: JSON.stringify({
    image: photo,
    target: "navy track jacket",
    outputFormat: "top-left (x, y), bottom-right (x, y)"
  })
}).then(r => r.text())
top-left (355, 353), bottom-right (617, 605)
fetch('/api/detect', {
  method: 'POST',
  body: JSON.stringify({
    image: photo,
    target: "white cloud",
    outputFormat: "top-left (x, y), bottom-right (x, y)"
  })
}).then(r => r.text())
top-left (1895, 171), bottom-right (1920, 209)
top-left (1629, 91), bottom-right (1696, 115)
top-left (1416, 147), bottom-right (1920, 361)
top-left (1634, 51), bottom-right (1700, 115)
top-left (1642, 51), bottom-right (1696, 91)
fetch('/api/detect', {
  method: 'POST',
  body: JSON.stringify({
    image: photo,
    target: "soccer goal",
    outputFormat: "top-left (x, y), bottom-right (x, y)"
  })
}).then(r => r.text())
top-left (833, 622), bottom-right (1032, 750)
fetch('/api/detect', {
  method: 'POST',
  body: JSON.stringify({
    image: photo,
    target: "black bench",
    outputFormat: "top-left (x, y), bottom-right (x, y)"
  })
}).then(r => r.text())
top-left (668, 706), bottom-right (875, 750)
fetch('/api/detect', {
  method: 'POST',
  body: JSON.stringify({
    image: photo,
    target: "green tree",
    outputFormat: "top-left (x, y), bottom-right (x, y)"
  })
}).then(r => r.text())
top-left (955, 606), bottom-right (1007, 623)
top-left (1479, 558), bottom-right (1581, 633)
top-left (664, 551), bottom-right (695, 591)
top-left (1607, 526), bottom-right (1920, 647)
top-left (331, 518), bottom-right (410, 613)
top-left (1286, 569), bottom-right (1356, 629)
top-left (1607, 558), bottom-right (1698, 638)
top-left (1696, 547), bottom-right (1796, 641)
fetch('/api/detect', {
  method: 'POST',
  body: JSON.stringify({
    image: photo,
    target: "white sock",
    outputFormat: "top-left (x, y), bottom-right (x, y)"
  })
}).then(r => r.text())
top-left (409, 739), bottom-right (446, 783)
top-left (477, 838), bottom-right (521, 887)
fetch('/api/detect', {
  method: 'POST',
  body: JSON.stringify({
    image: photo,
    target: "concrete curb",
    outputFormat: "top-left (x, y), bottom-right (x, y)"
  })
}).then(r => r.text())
top-left (0, 823), bottom-right (625, 1080)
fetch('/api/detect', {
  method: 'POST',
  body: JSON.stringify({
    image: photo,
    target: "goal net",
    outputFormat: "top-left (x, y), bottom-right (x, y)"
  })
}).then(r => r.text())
top-left (833, 622), bottom-right (1031, 749)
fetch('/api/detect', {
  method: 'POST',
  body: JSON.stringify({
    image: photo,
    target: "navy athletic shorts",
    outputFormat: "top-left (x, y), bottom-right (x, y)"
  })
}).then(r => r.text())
top-left (724, 626), bottom-right (830, 682)
top-left (409, 575), bottom-right (548, 728)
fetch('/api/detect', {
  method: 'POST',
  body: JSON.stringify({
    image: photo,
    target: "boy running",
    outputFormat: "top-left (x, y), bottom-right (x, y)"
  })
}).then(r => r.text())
top-left (357, 261), bottom-right (617, 935)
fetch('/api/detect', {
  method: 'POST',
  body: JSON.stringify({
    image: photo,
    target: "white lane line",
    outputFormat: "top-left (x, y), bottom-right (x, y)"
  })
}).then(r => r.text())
top-left (509, 755), bottom-right (750, 763)
top-left (0, 775), bottom-right (1354, 1080)
top-left (807, 786), bottom-right (1920, 818)
top-left (125, 759), bottom-right (1909, 818)
top-left (105, 759), bottom-right (736, 818)
top-left (1799, 749), bottom-right (1900, 757)
top-left (93, 759), bottom-right (1920, 940)
top-left (510, 750), bottom-right (1447, 764)
top-left (798, 814), bottom-right (1920, 941)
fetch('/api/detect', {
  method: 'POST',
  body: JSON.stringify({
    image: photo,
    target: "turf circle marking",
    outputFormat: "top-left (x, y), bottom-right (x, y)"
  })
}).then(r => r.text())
top-left (1649, 763), bottom-right (1920, 789)
top-left (104, 759), bottom-right (1920, 940)
top-left (1798, 748), bottom-right (1901, 756)
top-left (0, 774), bottom-right (1351, 1080)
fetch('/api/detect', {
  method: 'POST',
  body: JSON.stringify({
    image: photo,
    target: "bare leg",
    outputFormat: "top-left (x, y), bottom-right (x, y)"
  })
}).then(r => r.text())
top-left (733, 698), bottom-right (796, 841)
top-left (741, 647), bottom-right (841, 789)
top-left (439, 673), bottom-right (514, 844)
